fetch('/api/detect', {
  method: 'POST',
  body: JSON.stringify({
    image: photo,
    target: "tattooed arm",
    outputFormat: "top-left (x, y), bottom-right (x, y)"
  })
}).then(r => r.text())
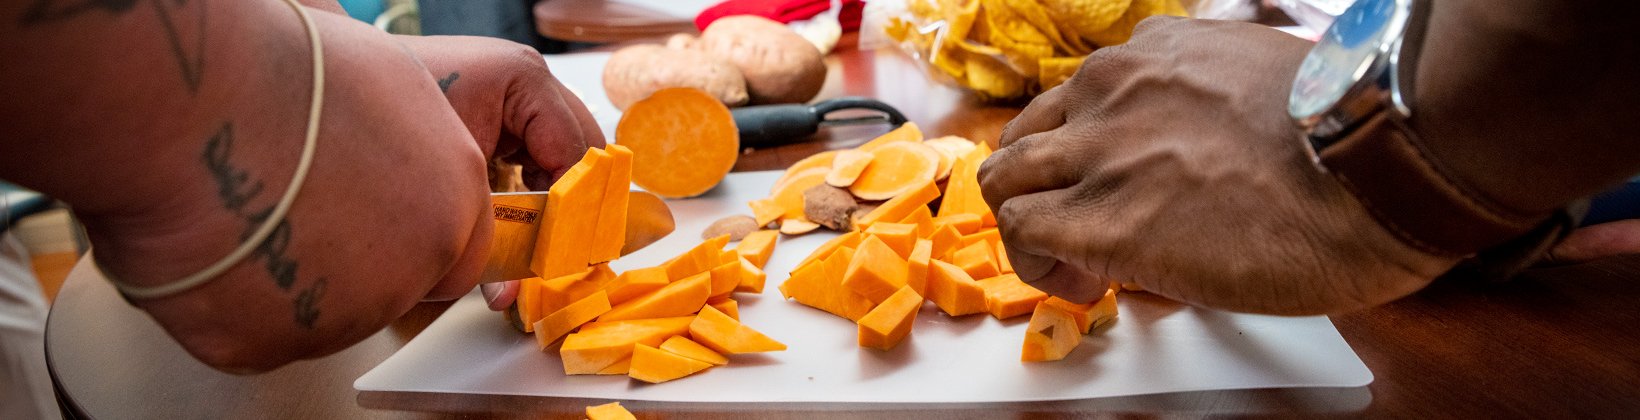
top-left (0, 0), bottom-right (501, 372)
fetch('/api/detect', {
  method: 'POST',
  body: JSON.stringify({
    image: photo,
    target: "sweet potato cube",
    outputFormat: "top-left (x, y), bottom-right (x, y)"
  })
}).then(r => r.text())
top-left (928, 224), bottom-right (963, 262)
top-left (534, 291), bottom-right (612, 350)
top-left (959, 228), bottom-right (1001, 250)
top-left (707, 297), bottom-right (739, 320)
top-left (1021, 300), bottom-right (1081, 362)
top-left (584, 263), bottom-right (618, 288)
top-left (659, 335), bottom-right (728, 366)
top-left (856, 286), bottom-right (923, 350)
top-left (603, 266), bottom-right (669, 305)
top-left (782, 247), bottom-right (875, 321)
top-left (748, 198), bottom-right (784, 228)
top-left (735, 229), bottom-right (779, 268)
top-left (906, 239), bottom-right (933, 296)
top-left (937, 145), bottom-right (994, 226)
top-left (900, 205), bottom-right (936, 236)
top-left (996, 242), bottom-right (1015, 274)
top-left (793, 231), bottom-right (861, 271)
top-left (532, 148), bottom-right (611, 278)
top-left (977, 274), bottom-right (1049, 320)
top-left (594, 357), bottom-right (630, 375)
top-left (586, 402), bottom-right (636, 420)
top-left (517, 277), bottom-right (545, 333)
top-left (540, 269), bottom-right (599, 316)
top-left (864, 222), bottom-right (918, 259)
top-left (952, 241), bottom-right (1001, 280)
top-left (1043, 289), bottom-right (1120, 333)
top-left (664, 234), bottom-right (731, 281)
top-left (854, 180), bottom-right (940, 229)
top-left (925, 260), bottom-right (987, 316)
top-left (842, 236), bottom-right (911, 304)
top-left (932, 213), bottom-right (983, 235)
top-left (628, 343), bottom-right (712, 383)
top-left (688, 305), bottom-right (786, 354)
top-left (598, 272), bottom-right (710, 322)
top-left (708, 260), bottom-right (740, 298)
top-left (734, 256), bottom-right (766, 293)
top-left (589, 144), bottom-right (634, 264)
top-left (560, 317), bottom-right (691, 374)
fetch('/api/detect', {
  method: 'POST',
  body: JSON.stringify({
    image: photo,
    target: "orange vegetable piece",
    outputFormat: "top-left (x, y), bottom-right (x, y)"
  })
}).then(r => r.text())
top-left (933, 214), bottom-right (983, 235)
top-left (996, 242), bottom-right (1015, 274)
top-left (853, 180), bottom-right (940, 229)
top-left (660, 335), bottom-right (728, 366)
top-left (532, 148), bottom-right (611, 278)
top-left (586, 402), bottom-right (636, 420)
top-left (842, 236), bottom-right (912, 304)
top-left (906, 239), bottom-right (933, 296)
top-left (707, 296), bottom-right (740, 320)
top-left (517, 277), bottom-right (544, 332)
top-left (951, 241), bottom-right (1001, 280)
top-left (780, 248), bottom-right (875, 321)
top-left (594, 357), bottom-right (630, 375)
top-left (793, 231), bottom-right (862, 271)
top-left (734, 229), bottom-right (779, 267)
top-left (863, 222), bottom-right (918, 259)
top-left (856, 285), bottom-right (923, 350)
top-left (621, 190), bottom-right (677, 256)
top-left (928, 224), bottom-right (964, 262)
top-left (664, 234), bottom-right (730, 280)
top-left (858, 121), bottom-right (923, 152)
top-left (773, 150), bottom-right (837, 193)
top-left (770, 167), bottom-right (829, 220)
top-left (747, 198), bottom-right (784, 228)
top-left (977, 274), bottom-right (1049, 320)
top-left (534, 291), bottom-right (612, 350)
top-left (825, 149), bottom-right (875, 187)
top-left (1042, 289), bottom-right (1119, 334)
top-left (539, 269), bottom-right (599, 316)
top-left (937, 144), bottom-right (995, 226)
top-left (926, 259), bottom-right (987, 316)
top-left (590, 144), bottom-right (634, 263)
top-left (603, 266), bottom-right (669, 305)
top-left (560, 317), bottom-right (692, 374)
top-left (708, 260), bottom-right (741, 298)
top-left (618, 87), bottom-right (739, 198)
top-left (689, 305), bottom-right (787, 353)
top-left (628, 343), bottom-right (713, 383)
top-left (734, 256), bottom-right (766, 293)
top-left (598, 272), bottom-right (711, 322)
top-left (959, 228), bottom-right (1001, 249)
top-left (849, 142), bottom-right (941, 201)
top-left (778, 217), bottom-right (821, 235)
top-left (584, 263), bottom-right (619, 288)
top-left (899, 205), bottom-right (935, 237)
top-left (1021, 300), bottom-right (1081, 362)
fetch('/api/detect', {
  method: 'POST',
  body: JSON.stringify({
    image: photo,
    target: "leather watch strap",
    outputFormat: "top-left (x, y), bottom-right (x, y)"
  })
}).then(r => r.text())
top-left (1319, 112), bottom-right (1551, 257)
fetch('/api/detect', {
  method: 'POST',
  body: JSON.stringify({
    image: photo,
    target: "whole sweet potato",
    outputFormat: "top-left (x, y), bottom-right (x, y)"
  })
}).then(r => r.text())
top-left (695, 16), bottom-right (827, 105)
top-left (602, 44), bottom-right (749, 110)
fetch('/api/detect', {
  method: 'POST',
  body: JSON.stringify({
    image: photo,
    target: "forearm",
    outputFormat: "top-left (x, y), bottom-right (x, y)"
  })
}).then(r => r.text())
top-left (1412, 0), bottom-right (1640, 216)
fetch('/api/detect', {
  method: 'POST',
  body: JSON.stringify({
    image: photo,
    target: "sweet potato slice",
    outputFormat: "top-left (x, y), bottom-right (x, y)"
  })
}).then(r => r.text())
top-left (664, 234), bottom-right (731, 280)
top-left (770, 167), bottom-right (829, 220)
top-left (825, 149), bottom-right (875, 187)
top-left (707, 296), bottom-right (740, 320)
top-left (688, 305), bottom-right (787, 353)
top-left (747, 198), bottom-right (784, 228)
top-left (532, 148), bottom-right (611, 278)
top-left (793, 230), bottom-right (861, 271)
top-left (618, 87), bottom-right (739, 198)
top-left (849, 142), bottom-right (942, 201)
top-left (734, 229), bottom-right (779, 268)
top-left (595, 358), bottom-right (631, 375)
top-left (773, 151), bottom-right (837, 193)
top-left (539, 269), bottom-right (598, 317)
top-left (853, 180), bottom-right (940, 229)
top-left (781, 246), bottom-right (875, 321)
top-left (906, 239), bottom-right (933, 296)
top-left (858, 121), bottom-right (923, 152)
top-left (590, 145), bottom-right (634, 263)
top-left (842, 236), bottom-right (912, 304)
top-left (933, 213), bottom-right (983, 235)
top-left (561, 317), bottom-right (692, 374)
top-left (628, 343), bottom-right (712, 383)
top-left (708, 260), bottom-right (741, 298)
top-left (734, 256), bottom-right (766, 293)
top-left (1021, 301), bottom-right (1081, 362)
top-left (586, 402), bottom-right (637, 420)
top-left (926, 259), bottom-right (987, 316)
top-left (598, 272), bottom-right (711, 322)
top-left (660, 335), bottom-right (728, 366)
top-left (857, 285), bottom-right (923, 351)
top-left (603, 266), bottom-right (669, 305)
top-left (517, 277), bottom-right (544, 332)
top-left (1043, 289), bottom-right (1119, 334)
top-left (977, 274), bottom-right (1049, 320)
top-left (779, 218), bottom-right (821, 235)
top-left (937, 144), bottom-right (995, 225)
top-left (534, 291), bottom-right (612, 350)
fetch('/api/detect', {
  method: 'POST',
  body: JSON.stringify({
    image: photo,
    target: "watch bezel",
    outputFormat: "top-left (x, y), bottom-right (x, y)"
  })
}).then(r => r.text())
top-left (1289, 0), bottom-right (1416, 144)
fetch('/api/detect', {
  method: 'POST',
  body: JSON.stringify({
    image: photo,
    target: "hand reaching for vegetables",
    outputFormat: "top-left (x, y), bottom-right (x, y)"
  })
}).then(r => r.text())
top-left (977, 17), bottom-right (1457, 314)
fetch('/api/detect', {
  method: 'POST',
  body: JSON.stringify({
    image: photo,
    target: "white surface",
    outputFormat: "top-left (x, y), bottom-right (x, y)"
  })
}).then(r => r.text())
top-left (356, 171), bottom-right (1373, 403)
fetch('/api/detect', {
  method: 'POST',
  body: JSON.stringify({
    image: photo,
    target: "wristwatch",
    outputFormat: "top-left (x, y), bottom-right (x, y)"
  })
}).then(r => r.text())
top-left (1286, 0), bottom-right (1570, 260)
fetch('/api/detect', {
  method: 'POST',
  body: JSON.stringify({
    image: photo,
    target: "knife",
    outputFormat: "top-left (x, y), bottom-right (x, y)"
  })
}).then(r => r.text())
top-left (482, 190), bottom-right (674, 283)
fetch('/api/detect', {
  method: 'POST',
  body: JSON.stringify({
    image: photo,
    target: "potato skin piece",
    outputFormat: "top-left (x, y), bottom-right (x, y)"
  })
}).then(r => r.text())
top-left (695, 16), bottom-right (827, 105)
top-left (602, 44), bottom-right (749, 110)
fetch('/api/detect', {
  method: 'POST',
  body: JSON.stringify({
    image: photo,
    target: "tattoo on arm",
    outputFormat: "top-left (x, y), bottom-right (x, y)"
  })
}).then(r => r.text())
top-left (22, 0), bottom-right (207, 93)
top-left (437, 72), bottom-right (459, 94)
top-left (202, 121), bottom-right (326, 329)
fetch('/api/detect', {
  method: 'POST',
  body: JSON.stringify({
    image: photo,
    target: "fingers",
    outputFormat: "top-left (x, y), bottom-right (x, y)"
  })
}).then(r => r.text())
top-left (506, 69), bottom-right (598, 186)
top-left (481, 281), bottom-right (520, 311)
top-left (1023, 259), bottom-right (1110, 304)
top-left (992, 187), bottom-right (1106, 282)
top-left (1547, 219), bottom-right (1640, 263)
top-left (979, 131), bottom-right (1088, 215)
top-left (996, 85), bottom-right (1068, 150)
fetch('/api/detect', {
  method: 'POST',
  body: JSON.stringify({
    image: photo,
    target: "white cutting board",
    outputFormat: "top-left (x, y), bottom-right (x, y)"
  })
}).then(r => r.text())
top-left (355, 171), bottom-right (1373, 403)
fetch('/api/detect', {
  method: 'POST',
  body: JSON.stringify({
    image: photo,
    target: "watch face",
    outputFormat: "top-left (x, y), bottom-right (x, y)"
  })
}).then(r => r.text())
top-left (1289, 0), bottom-right (1403, 123)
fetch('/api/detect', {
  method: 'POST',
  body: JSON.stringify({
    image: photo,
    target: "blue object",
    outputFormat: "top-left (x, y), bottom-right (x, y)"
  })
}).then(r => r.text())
top-left (1584, 179), bottom-right (1640, 226)
top-left (339, 0), bottom-right (384, 22)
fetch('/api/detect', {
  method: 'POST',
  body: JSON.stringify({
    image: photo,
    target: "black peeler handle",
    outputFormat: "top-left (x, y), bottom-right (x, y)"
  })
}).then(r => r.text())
top-left (731, 97), bottom-right (907, 148)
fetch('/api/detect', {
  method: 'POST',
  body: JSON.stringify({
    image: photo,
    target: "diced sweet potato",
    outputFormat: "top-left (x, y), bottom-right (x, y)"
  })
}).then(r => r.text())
top-left (664, 234), bottom-right (731, 280)
top-left (533, 148), bottom-right (612, 278)
top-left (952, 241), bottom-right (1001, 280)
top-left (977, 274), bottom-right (1049, 320)
top-left (1042, 289), bottom-right (1119, 334)
top-left (853, 180), bottom-right (940, 229)
top-left (595, 357), bottom-right (631, 375)
top-left (561, 317), bottom-right (692, 374)
top-left (534, 291), bottom-right (613, 350)
top-left (590, 145), bottom-right (634, 263)
top-left (781, 248), bottom-right (875, 321)
top-left (932, 213), bottom-right (983, 235)
top-left (734, 229), bottom-right (779, 268)
top-left (734, 256), bottom-right (766, 293)
top-left (708, 260), bottom-right (741, 298)
top-left (586, 401), bottom-right (636, 420)
top-left (864, 222), bottom-right (918, 259)
top-left (1021, 301), bottom-right (1081, 362)
top-left (928, 224), bottom-right (964, 262)
top-left (689, 305), bottom-right (787, 354)
top-left (540, 269), bottom-right (599, 316)
top-left (926, 259), bottom-right (987, 316)
top-left (598, 272), bottom-right (711, 322)
top-left (857, 286), bottom-right (923, 350)
top-left (707, 296), bottom-right (740, 320)
top-left (906, 239), bottom-right (933, 296)
top-left (842, 236), bottom-right (912, 304)
top-left (793, 231), bottom-right (861, 271)
top-left (628, 343), bottom-right (712, 383)
top-left (603, 266), bottom-right (669, 306)
top-left (659, 335), bottom-right (728, 366)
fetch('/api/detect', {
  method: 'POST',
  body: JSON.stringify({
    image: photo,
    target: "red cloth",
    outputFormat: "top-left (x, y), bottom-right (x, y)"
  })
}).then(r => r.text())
top-left (695, 0), bottom-right (865, 32)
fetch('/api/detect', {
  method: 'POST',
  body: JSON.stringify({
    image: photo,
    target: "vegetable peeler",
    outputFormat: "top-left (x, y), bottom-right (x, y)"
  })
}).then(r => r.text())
top-left (730, 97), bottom-right (908, 148)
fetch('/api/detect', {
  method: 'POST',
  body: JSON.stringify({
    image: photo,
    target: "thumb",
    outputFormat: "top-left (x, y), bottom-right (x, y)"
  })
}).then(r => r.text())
top-left (1547, 219), bottom-right (1640, 263)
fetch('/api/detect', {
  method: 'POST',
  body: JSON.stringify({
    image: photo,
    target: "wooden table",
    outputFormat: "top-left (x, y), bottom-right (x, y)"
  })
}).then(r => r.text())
top-left (46, 42), bottom-right (1640, 419)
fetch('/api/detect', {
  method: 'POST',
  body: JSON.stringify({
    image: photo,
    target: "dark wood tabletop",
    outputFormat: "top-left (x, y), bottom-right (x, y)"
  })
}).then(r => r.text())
top-left (46, 39), bottom-right (1640, 419)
